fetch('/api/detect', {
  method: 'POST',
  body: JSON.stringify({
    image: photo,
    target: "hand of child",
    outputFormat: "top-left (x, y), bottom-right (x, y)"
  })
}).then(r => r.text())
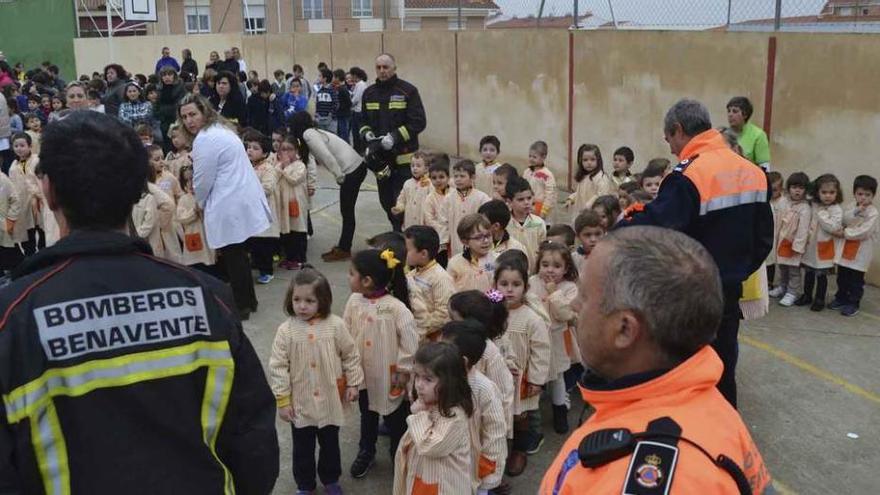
top-left (544, 280), bottom-right (557, 294)
top-left (391, 206), bottom-right (403, 215)
top-left (509, 367), bottom-right (520, 378)
top-left (832, 229), bottom-right (845, 238)
top-left (5, 219), bottom-right (14, 235)
top-left (278, 405), bottom-right (294, 423)
top-left (308, 186), bottom-right (315, 196)
top-left (410, 399), bottom-right (427, 414)
top-left (526, 383), bottom-right (542, 398)
top-left (345, 386), bottom-right (359, 402)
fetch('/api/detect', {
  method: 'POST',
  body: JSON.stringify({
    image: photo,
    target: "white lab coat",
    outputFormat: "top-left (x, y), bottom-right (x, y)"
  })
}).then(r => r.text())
top-left (192, 124), bottom-right (273, 249)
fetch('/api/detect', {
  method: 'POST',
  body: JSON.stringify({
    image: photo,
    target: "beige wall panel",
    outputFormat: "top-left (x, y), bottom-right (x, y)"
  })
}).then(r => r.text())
top-left (384, 31), bottom-right (457, 153)
top-left (241, 35), bottom-right (268, 77)
top-left (458, 30), bottom-right (570, 181)
top-left (293, 33), bottom-right (333, 77)
top-left (331, 32), bottom-right (383, 72)
top-left (266, 34), bottom-right (296, 75)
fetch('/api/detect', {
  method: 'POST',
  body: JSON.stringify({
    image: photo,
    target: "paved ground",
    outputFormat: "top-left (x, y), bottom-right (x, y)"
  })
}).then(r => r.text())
top-left (243, 169), bottom-right (880, 495)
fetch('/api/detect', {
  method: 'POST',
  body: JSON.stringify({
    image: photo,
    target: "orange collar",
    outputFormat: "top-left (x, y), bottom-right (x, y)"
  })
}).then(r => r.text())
top-left (677, 129), bottom-right (728, 161)
top-left (579, 346), bottom-right (722, 421)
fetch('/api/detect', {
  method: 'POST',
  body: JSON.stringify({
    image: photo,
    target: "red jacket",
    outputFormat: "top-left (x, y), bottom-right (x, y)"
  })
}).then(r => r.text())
top-left (540, 346), bottom-right (772, 494)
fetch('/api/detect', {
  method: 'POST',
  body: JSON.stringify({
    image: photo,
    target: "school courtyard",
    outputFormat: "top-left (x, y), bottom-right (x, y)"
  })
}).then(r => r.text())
top-left (240, 169), bottom-right (879, 495)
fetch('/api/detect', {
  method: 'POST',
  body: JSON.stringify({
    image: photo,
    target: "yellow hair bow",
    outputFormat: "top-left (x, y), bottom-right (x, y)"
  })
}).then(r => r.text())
top-left (380, 249), bottom-right (401, 270)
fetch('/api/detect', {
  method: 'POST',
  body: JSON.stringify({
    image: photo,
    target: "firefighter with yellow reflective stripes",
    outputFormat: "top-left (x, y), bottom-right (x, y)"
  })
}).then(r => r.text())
top-left (360, 53), bottom-right (427, 232)
top-left (0, 112), bottom-right (279, 495)
top-left (617, 99), bottom-right (774, 411)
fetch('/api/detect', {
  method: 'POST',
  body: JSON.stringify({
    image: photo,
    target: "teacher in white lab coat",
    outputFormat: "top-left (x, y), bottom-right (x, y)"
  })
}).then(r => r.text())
top-left (177, 94), bottom-right (273, 320)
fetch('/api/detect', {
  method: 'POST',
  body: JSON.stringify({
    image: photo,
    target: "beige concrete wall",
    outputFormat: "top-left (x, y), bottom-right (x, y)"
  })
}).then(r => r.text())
top-left (572, 31), bottom-right (769, 187)
top-left (458, 30), bottom-right (570, 180)
top-left (384, 31), bottom-right (457, 153)
top-left (266, 34), bottom-right (295, 76)
top-left (293, 33), bottom-right (333, 75)
top-left (241, 35), bottom-right (268, 77)
top-left (74, 33), bottom-right (242, 77)
top-left (330, 32), bottom-right (383, 72)
top-left (771, 33), bottom-right (880, 282)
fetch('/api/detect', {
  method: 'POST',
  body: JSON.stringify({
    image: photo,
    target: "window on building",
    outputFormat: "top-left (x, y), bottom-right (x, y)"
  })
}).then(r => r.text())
top-left (242, 0), bottom-right (266, 33)
top-left (352, 0), bottom-right (371, 17)
top-left (303, 0), bottom-right (325, 19)
top-left (184, 0), bottom-right (211, 33)
top-left (838, 7), bottom-right (854, 16)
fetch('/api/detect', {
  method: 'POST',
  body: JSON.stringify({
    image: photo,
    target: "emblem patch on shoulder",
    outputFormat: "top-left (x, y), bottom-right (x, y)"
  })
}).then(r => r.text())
top-left (622, 441), bottom-right (678, 495)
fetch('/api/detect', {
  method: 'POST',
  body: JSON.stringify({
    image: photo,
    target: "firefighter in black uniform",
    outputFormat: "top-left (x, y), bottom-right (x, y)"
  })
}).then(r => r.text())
top-left (0, 111), bottom-right (279, 495)
top-left (359, 53), bottom-right (427, 232)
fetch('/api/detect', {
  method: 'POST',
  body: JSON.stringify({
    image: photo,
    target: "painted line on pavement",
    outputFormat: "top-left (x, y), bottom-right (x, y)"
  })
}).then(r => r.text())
top-left (741, 335), bottom-right (880, 406)
top-left (774, 479), bottom-right (797, 495)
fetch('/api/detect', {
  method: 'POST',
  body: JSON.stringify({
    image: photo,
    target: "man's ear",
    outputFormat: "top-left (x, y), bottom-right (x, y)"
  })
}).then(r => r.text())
top-left (612, 310), bottom-right (643, 350)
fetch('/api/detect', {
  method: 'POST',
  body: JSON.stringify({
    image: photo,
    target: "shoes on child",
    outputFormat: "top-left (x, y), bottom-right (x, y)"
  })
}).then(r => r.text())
top-left (827, 299), bottom-right (845, 311)
top-left (256, 274), bottom-right (274, 284)
top-left (779, 293), bottom-right (798, 307)
top-left (768, 286), bottom-right (786, 298)
top-left (552, 405), bottom-right (569, 434)
top-left (324, 482), bottom-right (343, 495)
top-left (505, 451), bottom-right (527, 477)
top-left (841, 305), bottom-right (860, 317)
top-left (322, 247), bottom-right (351, 262)
top-left (279, 260), bottom-right (303, 270)
top-left (350, 450), bottom-right (374, 479)
top-left (810, 299), bottom-right (825, 312)
top-left (793, 294), bottom-right (812, 306)
top-left (525, 433), bottom-right (544, 455)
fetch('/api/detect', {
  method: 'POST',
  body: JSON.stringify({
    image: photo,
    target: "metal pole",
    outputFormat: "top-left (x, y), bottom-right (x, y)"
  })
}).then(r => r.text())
top-left (773, 0), bottom-right (782, 31)
top-left (277, 0), bottom-right (282, 32)
top-left (382, 0), bottom-right (387, 31)
top-left (243, 0), bottom-right (251, 33)
top-left (457, 0), bottom-right (462, 30)
top-left (726, 0), bottom-right (731, 27)
top-left (107, 0), bottom-right (114, 61)
top-left (607, 0), bottom-right (617, 28)
top-left (537, 0), bottom-right (545, 27)
top-left (573, 0), bottom-right (578, 29)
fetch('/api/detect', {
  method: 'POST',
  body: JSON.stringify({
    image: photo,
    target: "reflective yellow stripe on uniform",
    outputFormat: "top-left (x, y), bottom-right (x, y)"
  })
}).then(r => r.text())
top-left (388, 102), bottom-right (407, 110)
top-left (396, 152), bottom-right (414, 165)
top-left (699, 189), bottom-right (766, 215)
top-left (2, 340), bottom-right (236, 495)
top-left (365, 102), bottom-right (380, 110)
top-left (397, 126), bottom-right (410, 142)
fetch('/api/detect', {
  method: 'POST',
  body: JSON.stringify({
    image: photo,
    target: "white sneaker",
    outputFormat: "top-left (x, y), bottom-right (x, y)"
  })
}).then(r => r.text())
top-left (768, 286), bottom-right (785, 298)
top-left (779, 293), bottom-right (797, 307)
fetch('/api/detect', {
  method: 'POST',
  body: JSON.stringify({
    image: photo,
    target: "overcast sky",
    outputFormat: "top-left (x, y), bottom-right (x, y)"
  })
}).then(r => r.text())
top-left (495, 0), bottom-right (830, 25)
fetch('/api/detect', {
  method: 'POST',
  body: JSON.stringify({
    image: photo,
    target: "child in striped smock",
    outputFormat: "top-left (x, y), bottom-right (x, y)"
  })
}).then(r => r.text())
top-left (345, 249), bottom-right (420, 479)
top-left (269, 268), bottom-right (363, 495)
top-left (797, 174), bottom-right (843, 311)
top-left (447, 213), bottom-right (498, 293)
top-left (391, 151), bottom-right (432, 230)
top-left (830, 175), bottom-right (878, 317)
top-left (475, 135), bottom-right (501, 197)
top-left (393, 342), bottom-right (474, 495)
top-left (441, 321), bottom-right (508, 495)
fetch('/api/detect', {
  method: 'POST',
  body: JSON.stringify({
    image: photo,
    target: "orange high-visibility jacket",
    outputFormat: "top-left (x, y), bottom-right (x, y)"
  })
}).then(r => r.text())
top-left (540, 346), bottom-right (772, 495)
top-left (619, 129), bottom-right (773, 287)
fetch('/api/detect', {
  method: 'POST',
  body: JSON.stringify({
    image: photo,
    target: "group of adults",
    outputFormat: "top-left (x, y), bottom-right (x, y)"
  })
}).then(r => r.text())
top-left (0, 38), bottom-right (779, 491)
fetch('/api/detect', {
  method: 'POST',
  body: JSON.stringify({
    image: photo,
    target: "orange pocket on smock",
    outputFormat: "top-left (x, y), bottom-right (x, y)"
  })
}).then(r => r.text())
top-left (563, 328), bottom-right (574, 358)
top-left (478, 455), bottom-right (497, 478)
top-left (777, 239), bottom-right (795, 258)
top-left (411, 477), bottom-right (439, 495)
top-left (519, 371), bottom-right (530, 400)
top-left (842, 240), bottom-right (861, 260)
top-left (184, 233), bottom-right (203, 252)
top-left (336, 376), bottom-right (347, 401)
top-left (817, 240), bottom-right (835, 261)
top-left (288, 199), bottom-right (300, 218)
top-left (389, 364), bottom-right (404, 398)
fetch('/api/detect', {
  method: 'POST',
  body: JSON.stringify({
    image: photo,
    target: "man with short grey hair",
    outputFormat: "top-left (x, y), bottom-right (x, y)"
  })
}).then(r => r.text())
top-left (540, 226), bottom-right (774, 494)
top-left (617, 98), bottom-right (773, 408)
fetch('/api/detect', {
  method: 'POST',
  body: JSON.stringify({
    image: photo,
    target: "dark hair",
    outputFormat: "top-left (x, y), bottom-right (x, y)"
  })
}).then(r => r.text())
top-left (854, 175), bottom-right (878, 195)
top-left (785, 172), bottom-right (810, 191)
top-left (452, 159), bottom-right (476, 177)
top-left (318, 62), bottom-right (328, 70)
top-left (428, 158), bottom-right (450, 177)
top-left (284, 267), bottom-right (333, 318)
top-left (630, 190), bottom-right (654, 203)
top-left (449, 290), bottom-right (508, 340)
top-left (547, 224), bottom-right (576, 247)
top-left (642, 159), bottom-right (669, 179)
top-left (493, 163), bottom-right (518, 181)
top-left (575, 143), bottom-right (603, 182)
top-left (319, 68), bottom-right (333, 84)
top-left (349, 66), bottom-right (368, 81)
top-left (123, 82), bottom-right (143, 102)
top-left (456, 213), bottom-right (490, 243)
top-left (441, 320), bottom-right (487, 369)
top-left (273, 69), bottom-right (284, 77)
top-left (241, 128), bottom-right (273, 155)
top-left (619, 181), bottom-right (639, 194)
top-left (811, 174), bottom-right (843, 205)
top-left (332, 68), bottom-right (346, 82)
top-left (479, 135), bottom-right (500, 153)
top-left (529, 140), bottom-right (548, 158)
top-left (287, 111), bottom-right (316, 163)
top-left (103, 63), bottom-right (127, 80)
top-left (257, 79), bottom-right (272, 95)
top-left (536, 241), bottom-right (578, 280)
top-left (767, 171), bottom-right (783, 185)
top-left (40, 111), bottom-right (149, 230)
top-left (505, 176), bottom-right (532, 200)
top-left (134, 123), bottom-right (153, 137)
top-left (293, 64), bottom-right (304, 73)
top-left (11, 132), bottom-right (31, 147)
top-left (215, 70), bottom-right (237, 88)
top-left (592, 194), bottom-right (622, 226)
top-left (352, 249), bottom-right (410, 308)
top-left (494, 256), bottom-right (530, 290)
top-left (413, 342), bottom-right (473, 418)
top-left (178, 164), bottom-right (193, 190)
top-left (404, 225), bottom-right (440, 260)
top-left (726, 96), bottom-right (754, 122)
top-left (478, 199), bottom-right (511, 228)
top-left (366, 231), bottom-right (405, 253)
top-left (613, 146), bottom-right (635, 164)
top-left (574, 209), bottom-right (602, 234)
top-left (430, 152), bottom-right (451, 170)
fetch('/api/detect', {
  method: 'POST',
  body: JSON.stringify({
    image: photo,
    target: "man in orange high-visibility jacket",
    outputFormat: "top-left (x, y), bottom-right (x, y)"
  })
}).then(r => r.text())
top-left (541, 227), bottom-right (774, 495)
top-left (616, 99), bottom-right (773, 409)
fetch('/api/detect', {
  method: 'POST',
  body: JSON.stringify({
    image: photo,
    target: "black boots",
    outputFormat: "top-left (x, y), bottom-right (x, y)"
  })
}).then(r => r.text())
top-left (552, 405), bottom-right (569, 434)
top-left (811, 274), bottom-right (828, 311)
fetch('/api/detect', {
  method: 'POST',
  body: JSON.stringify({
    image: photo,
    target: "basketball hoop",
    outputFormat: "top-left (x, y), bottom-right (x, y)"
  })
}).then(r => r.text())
top-left (123, 0), bottom-right (158, 22)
